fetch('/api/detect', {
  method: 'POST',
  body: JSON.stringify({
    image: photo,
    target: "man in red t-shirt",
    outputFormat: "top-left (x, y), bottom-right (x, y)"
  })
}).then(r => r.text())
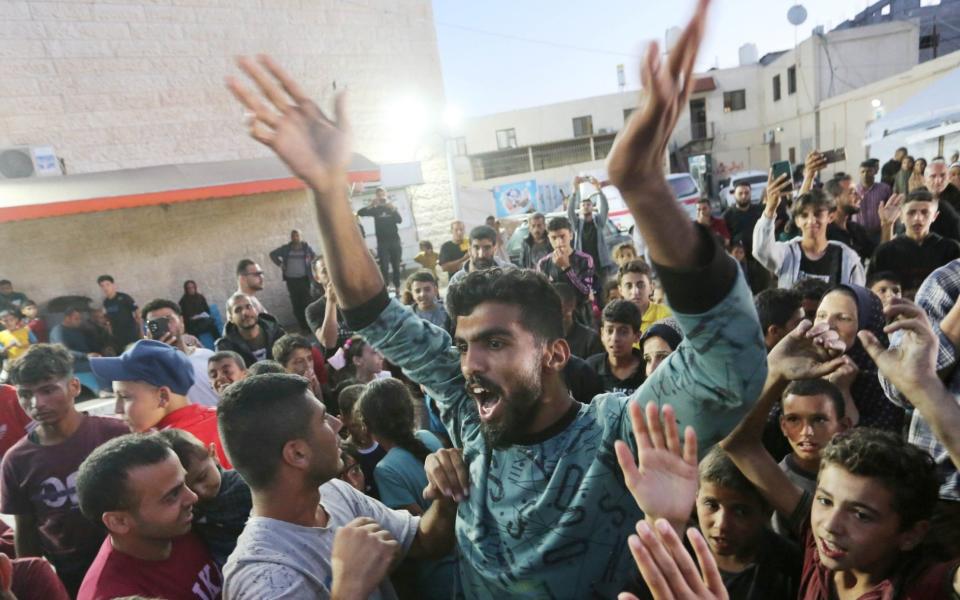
top-left (0, 384), bottom-right (31, 459)
top-left (0, 345), bottom-right (130, 595)
top-left (76, 433), bottom-right (222, 600)
top-left (90, 340), bottom-right (231, 468)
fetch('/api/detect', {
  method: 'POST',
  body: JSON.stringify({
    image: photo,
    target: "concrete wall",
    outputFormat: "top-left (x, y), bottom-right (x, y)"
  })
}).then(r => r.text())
top-left (0, 0), bottom-right (456, 246)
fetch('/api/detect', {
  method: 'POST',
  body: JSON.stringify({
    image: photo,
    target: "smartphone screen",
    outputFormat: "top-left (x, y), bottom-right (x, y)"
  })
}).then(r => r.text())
top-left (771, 160), bottom-right (794, 192)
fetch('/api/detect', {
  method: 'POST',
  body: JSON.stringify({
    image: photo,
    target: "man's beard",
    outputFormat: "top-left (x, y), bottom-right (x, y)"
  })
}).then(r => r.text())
top-left (470, 370), bottom-right (543, 449)
top-left (735, 198), bottom-right (750, 208)
top-left (473, 257), bottom-right (496, 270)
top-left (842, 204), bottom-right (860, 216)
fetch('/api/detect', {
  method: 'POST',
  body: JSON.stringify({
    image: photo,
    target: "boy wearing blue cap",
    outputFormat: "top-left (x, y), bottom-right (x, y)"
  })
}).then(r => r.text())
top-left (90, 340), bottom-right (232, 468)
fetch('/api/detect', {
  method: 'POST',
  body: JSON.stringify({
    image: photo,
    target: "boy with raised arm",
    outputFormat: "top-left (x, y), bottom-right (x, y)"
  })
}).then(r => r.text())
top-left (224, 1), bottom-right (768, 594)
top-left (718, 305), bottom-right (960, 599)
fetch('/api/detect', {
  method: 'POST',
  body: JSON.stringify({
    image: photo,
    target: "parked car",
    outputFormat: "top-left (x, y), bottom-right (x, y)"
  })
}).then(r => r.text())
top-left (505, 211), bottom-right (632, 266)
top-left (718, 170), bottom-right (768, 208)
top-left (666, 173), bottom-right (702, 219)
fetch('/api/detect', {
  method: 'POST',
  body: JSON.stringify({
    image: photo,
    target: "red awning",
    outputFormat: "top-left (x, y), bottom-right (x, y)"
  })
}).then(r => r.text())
top-left (0, 154), bottom-right (380, 223)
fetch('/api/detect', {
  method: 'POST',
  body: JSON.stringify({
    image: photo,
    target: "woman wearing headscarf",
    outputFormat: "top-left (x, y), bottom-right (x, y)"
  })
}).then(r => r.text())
top-left (639, 317), bottom-right (684, 377)
top-left (813, 283), bottom-right (904, 431)
top-left (178, 280), bottom-right (220, 339)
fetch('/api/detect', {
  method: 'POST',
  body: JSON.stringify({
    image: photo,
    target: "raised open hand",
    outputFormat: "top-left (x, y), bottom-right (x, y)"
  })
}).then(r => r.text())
top-left (227, 55), bottom-right (351, 191)
top-left (803, 150), bottom-right (827, 179)
top-left (878, 194), bottom-right (904, 227)
top-left (769, 320), bottom-right (848, 381)
top-left (859, 298), bottom-right (939, 395)
top-left (619, 521), bottom-right (729, 600)
top-left (615, 402), bottom-right (698, 527)
top-left (607, 0), bottom-right (710, 194)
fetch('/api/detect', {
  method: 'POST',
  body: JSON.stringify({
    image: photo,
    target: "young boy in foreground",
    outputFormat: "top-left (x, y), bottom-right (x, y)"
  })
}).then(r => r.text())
top-left (157, 429), bottom-right (252, 567)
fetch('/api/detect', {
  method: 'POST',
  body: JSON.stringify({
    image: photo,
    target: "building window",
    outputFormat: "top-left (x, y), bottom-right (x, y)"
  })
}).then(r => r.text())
top-left (787, 66), bottom-right (797, 95)
top-left (572, 115), bottom-right (594, 137)
top-left (623, 107), bottom-right (636, 122)
top-left (496, 128), bottom-right (517, 150)
top-left (723, 90), bottom-right (746, 112)
top-left (881, 3), bottom-right (891, 15)
top-left (453, 137), bottom-right (467, 156)
top-left (921, 0), bottom-right (941, 6)
top-left (773, 75), bottom-right (781, 102)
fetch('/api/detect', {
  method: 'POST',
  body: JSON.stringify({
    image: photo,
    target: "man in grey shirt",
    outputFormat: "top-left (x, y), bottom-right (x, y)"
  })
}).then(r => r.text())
top-left (217, 372), bottom-right (456, 599)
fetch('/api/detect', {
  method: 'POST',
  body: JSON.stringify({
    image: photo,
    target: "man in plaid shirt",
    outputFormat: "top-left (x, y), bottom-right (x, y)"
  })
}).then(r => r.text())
top-left (881, 258), bottom-right (960, 558)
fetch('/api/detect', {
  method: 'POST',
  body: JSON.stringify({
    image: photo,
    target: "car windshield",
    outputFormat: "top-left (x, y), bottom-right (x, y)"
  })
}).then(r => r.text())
top-left (668, 176), bottom-right (698, 197)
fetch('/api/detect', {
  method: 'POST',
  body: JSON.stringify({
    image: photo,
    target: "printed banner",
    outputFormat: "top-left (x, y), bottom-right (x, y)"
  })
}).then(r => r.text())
top-left (493, 179), bottom-right (537, 217)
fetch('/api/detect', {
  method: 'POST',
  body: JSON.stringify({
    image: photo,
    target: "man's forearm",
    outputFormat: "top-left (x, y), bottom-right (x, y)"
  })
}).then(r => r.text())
top-left (622, 178), bottom-right (700, 269)
top-left (13, 526), bottom-right (42, 558)
top-left (307, 178), bottom-right (385, 309)
top-left (407, 496), bottom-right (457, 559)
top-left (319, 300), bottom-right (339, 350)
top-left (906, 378), bottom-right (960, 470)
top-left (440, 255), bottom-right (467, 274)
top-left (723, 371), bottom-right (786, 452)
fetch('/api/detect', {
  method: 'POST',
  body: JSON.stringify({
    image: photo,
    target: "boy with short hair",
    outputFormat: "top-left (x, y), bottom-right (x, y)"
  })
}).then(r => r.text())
top-left (869, 189), bottom-right (960, 297)
top-left (617, 259), bottom-right (671, 333)
top-left (414, 240), bottom-right (439, 278)
top-left (586, 300), bottom-right (645, 394)
top-left (20, 300), bottom-right (47, 343)
top-left (538, 216), bottom-right (596, 326)
top-left (156, 428), bottom-right (252, 567)
top-left (778, 378), bottom-right (850, 492)
top-left (754, 184), bottom-right (865, 288)
top-left (405, 270), bottom-right (452, 333)
top-left (866, 270), bottom-right (903, 308)
top-left (622, 444), bottom-right (801, 600)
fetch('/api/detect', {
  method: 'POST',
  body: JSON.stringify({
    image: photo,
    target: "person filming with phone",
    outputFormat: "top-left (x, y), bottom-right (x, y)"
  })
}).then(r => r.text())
top-left (139, 299), bottom-right (220, 408)
top-left (754, 151), bottom-right (865, 288)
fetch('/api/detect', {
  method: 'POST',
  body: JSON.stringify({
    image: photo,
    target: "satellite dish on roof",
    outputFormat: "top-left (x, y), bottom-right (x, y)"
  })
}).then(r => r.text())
top-left (787, 4), bottom-right (808, 26)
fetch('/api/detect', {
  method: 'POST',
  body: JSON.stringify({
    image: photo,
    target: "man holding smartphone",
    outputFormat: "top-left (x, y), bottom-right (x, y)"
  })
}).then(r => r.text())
top-left (140, 299), bottom-right (220, 408)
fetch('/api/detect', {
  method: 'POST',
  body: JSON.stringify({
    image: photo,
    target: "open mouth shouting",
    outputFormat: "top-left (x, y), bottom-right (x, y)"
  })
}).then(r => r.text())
top-left (466, 377), bottom-right (504, 423)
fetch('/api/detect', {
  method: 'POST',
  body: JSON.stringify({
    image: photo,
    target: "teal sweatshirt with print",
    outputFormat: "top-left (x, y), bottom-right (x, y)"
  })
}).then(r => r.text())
top-left (347, 226), bottom-right (767, 599)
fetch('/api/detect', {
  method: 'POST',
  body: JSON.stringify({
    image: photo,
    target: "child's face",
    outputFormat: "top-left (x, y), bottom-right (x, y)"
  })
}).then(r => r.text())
top-left (601, 321), bottom-right (640, 359)
top-left (730, 245), bottom-right (746, 262)
top-left (696, 481), bottom-right (768, 561)
top-left (616, 248), bottom-right (636, 265)
top-left (184, 453), bottom-right (222, 502)
top-left (811, 464), bottom-right (920, 574)
top-left (412, 281), bottom-right (437, 310)
top-left (651, 285), bottom-right (665, 305)
top-left (618, 273), bottom-right (651, 311)
top-left (869, 280), bottom-right (902, 308)
top-left (339, 456), bottom-right (366, 492)
top-left (780, 394), bottom-right (847, 464)
top-left (21, 305), bottom-right (37, 319)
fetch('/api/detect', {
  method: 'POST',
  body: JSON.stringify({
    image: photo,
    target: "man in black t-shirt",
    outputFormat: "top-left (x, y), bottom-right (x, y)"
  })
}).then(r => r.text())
top-left (356, 187), bottom-right (403, 290)
top-left (438, 220), bottom-right (469, 276)
top-left (869, 189), bottom-right (960, 297)
top-left (723, 182), bottom-right (768, 292)
top-left (96, 275), bottom-right (141, 349)
top-left (825, 177), bottom-right (874, 260)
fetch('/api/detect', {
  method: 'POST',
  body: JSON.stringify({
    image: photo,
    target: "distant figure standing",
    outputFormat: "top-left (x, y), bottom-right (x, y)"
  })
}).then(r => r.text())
top-left (96, 275), bottom-right (141, 350)
top-left (269, 230), bottom-right (316, 331)
top-left (357, 187), bottom-right (403, 291)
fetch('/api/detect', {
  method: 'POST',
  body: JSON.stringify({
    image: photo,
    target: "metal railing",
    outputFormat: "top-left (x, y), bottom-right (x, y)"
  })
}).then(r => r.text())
top-left (469, 132), bottom-right (620, 180)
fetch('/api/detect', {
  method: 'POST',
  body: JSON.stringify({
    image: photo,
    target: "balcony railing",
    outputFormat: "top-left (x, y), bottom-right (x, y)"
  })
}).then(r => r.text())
top-left (690, 121), bottom-right (715, 140)
top-left (469, 132), bottom-right (618, 181)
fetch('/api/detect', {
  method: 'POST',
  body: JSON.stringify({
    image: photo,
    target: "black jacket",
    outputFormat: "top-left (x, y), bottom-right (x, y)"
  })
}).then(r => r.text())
top-left (215, 313), bottom-right (286, 367)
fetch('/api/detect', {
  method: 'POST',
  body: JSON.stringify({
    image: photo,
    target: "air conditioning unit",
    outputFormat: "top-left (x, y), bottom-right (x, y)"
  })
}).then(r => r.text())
top-left (762, 130), bottom-right (775, 144)
top-left (0, 146), bottom-right (63, 179)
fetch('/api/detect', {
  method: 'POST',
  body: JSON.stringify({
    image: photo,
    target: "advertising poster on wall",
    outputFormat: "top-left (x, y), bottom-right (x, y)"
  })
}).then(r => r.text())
top-left (493, 179), bottom-right (537, 217)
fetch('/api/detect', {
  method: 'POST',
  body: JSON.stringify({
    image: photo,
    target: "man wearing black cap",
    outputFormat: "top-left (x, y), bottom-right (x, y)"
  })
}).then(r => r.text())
top-left (90, 340), bottom-right (231, 468)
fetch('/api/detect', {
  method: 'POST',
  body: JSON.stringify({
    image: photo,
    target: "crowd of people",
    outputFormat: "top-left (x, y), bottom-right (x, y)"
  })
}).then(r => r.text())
top-left (1, 2), bottom-right (960, 599)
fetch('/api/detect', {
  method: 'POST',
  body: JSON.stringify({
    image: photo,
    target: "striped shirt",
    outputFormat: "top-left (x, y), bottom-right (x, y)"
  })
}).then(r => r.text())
top-left (880, 259), bottom-right (960, 500)
top-left (853, 181), bottom-right (892, 233)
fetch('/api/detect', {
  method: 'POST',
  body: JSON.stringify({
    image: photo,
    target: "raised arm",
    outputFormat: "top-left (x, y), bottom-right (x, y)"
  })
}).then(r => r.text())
top-left (606, 0), bottom-right (709, 270)
top-left (862, 299), bottom-right (960, 471)
top-left (721, 320), bottom-right (846, 517)
top-left (227, 56), bottom-right (382, 309)
top-left (595, 179), bottom-right (609, 224)
top-left (798, 150), bottom-right (826, 196)
top-left (567, 176), bottom-right (580, 227)
top-left (752, 171), bottom-right (791, 272)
